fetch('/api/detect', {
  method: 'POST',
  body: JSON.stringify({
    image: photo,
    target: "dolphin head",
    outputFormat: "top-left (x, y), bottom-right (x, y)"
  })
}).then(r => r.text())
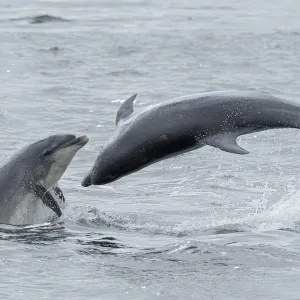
top-left (81, 143), bottom-right (118, 187)
top-left (81, 151), bottom-right (119, 187)
top-left (25, 134), bottom-right (89, 188)
top-left (81, 131), bottom-right (146, 187)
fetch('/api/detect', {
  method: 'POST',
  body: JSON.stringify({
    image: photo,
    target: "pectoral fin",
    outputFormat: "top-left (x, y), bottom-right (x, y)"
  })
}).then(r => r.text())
top-left (34, 184), bottom-right (62, 217)
top-left (203, 132), bottom-right (249, 155)
top-left (52, 186), bottom-right (65, 203)
top-left (116, 94), bottom-right (137, 125)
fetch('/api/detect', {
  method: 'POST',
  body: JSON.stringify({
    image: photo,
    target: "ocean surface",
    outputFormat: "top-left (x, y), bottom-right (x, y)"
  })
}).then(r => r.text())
top-left (1, 0), bottom-right (300, 299)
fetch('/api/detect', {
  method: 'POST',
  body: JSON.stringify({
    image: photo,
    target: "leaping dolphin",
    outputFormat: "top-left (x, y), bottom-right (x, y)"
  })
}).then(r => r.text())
top-left (81, 91), bottom-right (300, 186)
top-left (0, 134), bottom-right (89, 225)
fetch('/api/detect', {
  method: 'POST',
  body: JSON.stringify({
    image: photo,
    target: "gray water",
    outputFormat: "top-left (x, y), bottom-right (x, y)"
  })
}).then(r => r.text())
top-left (1, 0), bottom-right (300, 299)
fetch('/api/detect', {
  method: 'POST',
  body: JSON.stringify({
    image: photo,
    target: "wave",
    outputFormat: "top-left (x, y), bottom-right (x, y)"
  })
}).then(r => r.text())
top-left (0, 221), bottom-right (124, 255)
top-left (76, 235), bottom-right (126, 256)
top-left (63, 205), bottom-right (193, 237)
top-left (9, 15), bottom-right (71, 24)
top-left (0, 222), bottom-right (68, 245)
top-left (106, 69), bottom-right (144, 76)
top-left (39, 46), bottom-right (63, 55)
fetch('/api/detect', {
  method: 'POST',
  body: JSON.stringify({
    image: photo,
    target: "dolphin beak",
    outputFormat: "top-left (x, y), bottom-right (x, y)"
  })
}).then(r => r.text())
top-left (77, 135), bottom-right (89, 146)
top-left (65, 135), bottom-right (89, 148)
top-left (81, 174), bottom-right (92, 187)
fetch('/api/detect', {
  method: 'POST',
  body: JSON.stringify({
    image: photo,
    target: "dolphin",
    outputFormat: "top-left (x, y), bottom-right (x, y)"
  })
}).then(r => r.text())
top-left (0, 134), bottom-right (89, 225)
top-left (81, 91), bottom-right (300, 186)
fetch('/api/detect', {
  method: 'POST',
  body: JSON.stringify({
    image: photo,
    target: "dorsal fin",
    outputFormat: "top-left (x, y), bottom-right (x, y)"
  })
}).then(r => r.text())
top-left (116, 94), bottom-right (137, 125)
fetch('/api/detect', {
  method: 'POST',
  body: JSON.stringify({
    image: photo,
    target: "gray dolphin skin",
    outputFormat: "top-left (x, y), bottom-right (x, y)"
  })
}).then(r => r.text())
top-left (81, 91), bottom-right (300, 187)
top-left (0, 134), bottom-right (89, 225)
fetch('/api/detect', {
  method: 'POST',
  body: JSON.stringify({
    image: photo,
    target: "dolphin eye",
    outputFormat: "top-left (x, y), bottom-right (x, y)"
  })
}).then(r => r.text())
top-left (42, 149), bottom-right (52, 156)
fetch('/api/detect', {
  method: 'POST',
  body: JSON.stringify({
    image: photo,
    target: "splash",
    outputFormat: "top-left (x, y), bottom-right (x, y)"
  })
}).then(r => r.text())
top-left (62, 178), bottom-right (300, 237)
top-left (63, 204), bottom-right (190, 236)
top-left (244, 187), bottom-right (300, 232)
top-left (206, 179), bottom-right (300, 233)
